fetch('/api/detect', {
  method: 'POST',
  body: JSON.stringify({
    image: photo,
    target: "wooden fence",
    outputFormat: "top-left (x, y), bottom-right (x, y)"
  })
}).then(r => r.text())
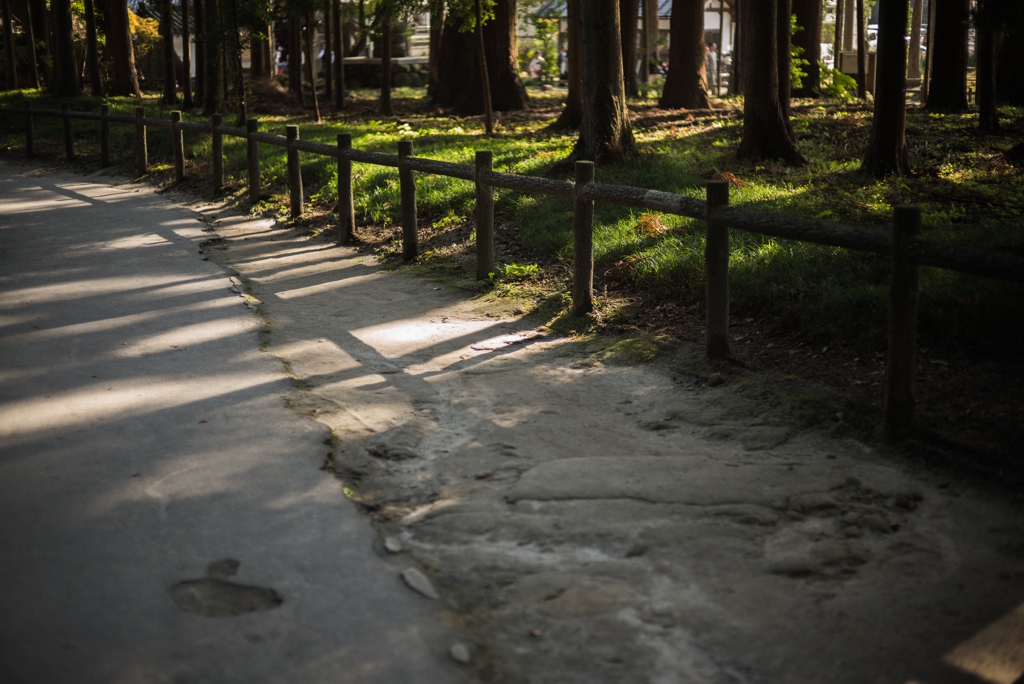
top-left (5, 102), bottom-right (1024, 444)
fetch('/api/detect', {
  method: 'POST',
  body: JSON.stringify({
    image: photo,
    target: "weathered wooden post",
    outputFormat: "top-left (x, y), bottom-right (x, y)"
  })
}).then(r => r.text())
top-left (572, 160), bottom-right (595, 316)
top-left (287, 125), bottom-right (302, 218)
top-left (337, 133), bottom-right (355, 244)
top-left (705, 180), bottom-right (731, 360)
top-left (883, 204), bottom-right (922, 443)
top-left (246, 118), bottom-right (260, 203)
top-left (61, 103), bottom-right (73, 161)
top-left (135, 107), bottom-right (148, 176)
top-left (23, 101), bottom-right (32, 158)
top-left (211, 113), bottom-right (223, 193)
top-left (398, 140), bottom-right (418, 261)
top-left (171, 110), bottom-right (184, 182)
top-left (100, 104), bottom-right (110, 168)
top-left (475, 150), bottom-right (495, 280)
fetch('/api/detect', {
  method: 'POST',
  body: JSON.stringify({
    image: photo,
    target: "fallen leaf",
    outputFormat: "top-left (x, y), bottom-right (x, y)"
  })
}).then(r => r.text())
top-left (198, 419), bottom-right (208, 424)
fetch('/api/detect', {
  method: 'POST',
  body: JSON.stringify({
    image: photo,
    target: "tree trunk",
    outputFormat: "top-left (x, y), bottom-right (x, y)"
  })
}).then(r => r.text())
top-left (432, 0), bottom-right (526, 115)
top-left (333, 0), bottom-right (344, 108)
top-left (250, 28), bottom-right (265, 80)
top-left (843, 0), bottom-right (854, 50)
top-left (475, 0), bottom-right (493, 133)
top-left (28, 0), bottom-right (48, 87)
top-left (777, 0), bottom-right (793, 128)
top-left (833, 0), bottom-right (844, 62)
top-left (194, 0), bottom-right (205, 108)
top-left (202, 0), bottom-right (221, 115)
top-left (907, 0), bottom-right (923, 79)
top-left (996, 29), bottom-right (1024, 106)
top-left (976, 0), bottom-right (1001, 131)
top-left (620, 0), bottom-right (639, 98)
top-left (426, 0), bottom-right (443, 96)
top-left (229, 0), bottom-right (245, 125)
top-left (659, 0), bottom-right (709, 110)
top-left (380, 16), bottom-right (392, 115)
top-left (161, 0), bottom-right (177, 104)
top-left (860, 0), bottom-right (910, 178)
top-left (737, 0), bottom-right (804, 163)
top-left (791, 0), bottom-right (821, 97)
top-left (574, 0), bottom-right (634, 164)
top-left (323, 0), bottom-right (332, 101)
top-left (288, 9), bottom-right (303, 102)
top-left (105, 0), bottom-right (140, 97)
top-left (730, 0), bottom-right (743, 94)
top-left (2, 0), bottom-right (18, 90)
top-left (553, 0), bottom-right (582, 128)
top-left (19, 0), bottom-right (39, 88)
top-left (855, 0), bottom-right (866, 99)
top-left (182, 0), bottom-right (193, 108)
top-left (304, 11), bottom-right (321, 122)
top-left (925, 0), bottom-right (969, 111)
top-left (83, 0), bottom-right (103, 94)
top-left (50, 0), bottom-right (79, 96)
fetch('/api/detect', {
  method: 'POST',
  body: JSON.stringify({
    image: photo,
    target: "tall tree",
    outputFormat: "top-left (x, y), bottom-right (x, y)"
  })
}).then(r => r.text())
top-left (106, 0), bottom-right (142, 97)
top-left (791, 0), bottom-right (822, 97)
top-left (620, 0), bottom-right (639, 98)
top-left (2, 0), bottom-right (18, 90)
top-left (994, 8), bottom-right (1024, 105)
top-left (925, 0), bottom-right (969, 111)
top-left (83, 0), bottom-right (103, 95)
top-left (552, 0), bottom-right (582, 129)
top-left (426, 0), bottom-right (443, 96)
top-left (161, 0), bottom-right (178, 103)
top-left (574, 0), bottom-right (634, 163)
top-left (304, 8), bottom-right (321, 121)
top-left (19, 0), bottom-right (40, 88)
top-left (333, 0), bottom-right (344, 108)
top-left (729, 0), bottom-right (743, 94)
top-left (777, 0), bottom-right (793, 127)
top-left (50, 0), bottom-right (80, 96)
top-left (737, 0), bottom-right (804, 163)
top-left (907, 0), bottom-right (924, 79)
top-left (182, 0), bottom-right (193, 108)
top-left (194, 0), bottom-right (206, 107)
top-left (860, 0), bottom-right (910, 177)
top-left (28, 0), bottom-right (48, 86)
top-left (474, 0), bottom-right (492, 133)
top-left (323, 0), bottom-right (332, 100)
top-left (287, 6), bottom-right (303, 102)
top-left (379, 8), bottom-right (392, 115)
top-left (659, 0), bottom-right (709, 110)
top-left (203, 0), bottom-right (222, 115)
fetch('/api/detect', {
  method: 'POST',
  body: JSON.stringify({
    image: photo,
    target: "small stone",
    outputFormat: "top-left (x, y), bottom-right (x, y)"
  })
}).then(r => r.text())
top-left (707, 373), bottom-right (725, 387)
top-left (449, 642), bottom-right (472, 664)
top-left (401, 567), bottom-right (439, 600)
top-left (383, 537), bottom-right (403, 554)
top-left (529, 628), bottom-right (544, 637)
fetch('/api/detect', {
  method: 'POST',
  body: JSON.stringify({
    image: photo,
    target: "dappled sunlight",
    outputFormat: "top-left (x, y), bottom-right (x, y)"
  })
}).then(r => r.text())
top-left (943, 602), bottom-right (1024, 684)
top-left (239, 254), bottom-right (372, 284)
top-left (111, 315), bottom-right (260, 358)
top-left (1, 273), bottom-right (222, 307)
top-left (276, 271), bottom-right (383, 299)
top-left (352, 317), bottom-right (501, 361)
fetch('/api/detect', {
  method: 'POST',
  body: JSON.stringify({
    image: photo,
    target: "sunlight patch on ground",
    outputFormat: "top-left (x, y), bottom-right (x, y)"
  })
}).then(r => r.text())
top-left (943, 602), bottom-right (1024, 684)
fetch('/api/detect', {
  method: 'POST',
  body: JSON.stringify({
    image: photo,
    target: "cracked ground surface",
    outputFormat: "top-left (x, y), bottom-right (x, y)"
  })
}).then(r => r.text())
top-left (195, 201), bottom-right (1024, 684)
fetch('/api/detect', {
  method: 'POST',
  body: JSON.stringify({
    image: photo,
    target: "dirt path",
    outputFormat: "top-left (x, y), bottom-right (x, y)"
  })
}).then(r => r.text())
top-left (195, 200), bottom-right (1024, 684)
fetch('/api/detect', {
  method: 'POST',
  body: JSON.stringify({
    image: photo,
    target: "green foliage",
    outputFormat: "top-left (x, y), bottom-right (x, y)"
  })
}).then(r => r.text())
top-left (490, 263), bottom-right (539, 281)
top-left (790, 15), bottom-right (809, 90)
top-left (815, 62), bottom-right (857, 99)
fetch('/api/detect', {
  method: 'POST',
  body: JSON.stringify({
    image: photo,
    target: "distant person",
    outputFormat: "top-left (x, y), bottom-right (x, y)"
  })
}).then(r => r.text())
top-left (706, 43), bottom-right (718, 92)
top-left (558, 45), bottom-right (568, 80)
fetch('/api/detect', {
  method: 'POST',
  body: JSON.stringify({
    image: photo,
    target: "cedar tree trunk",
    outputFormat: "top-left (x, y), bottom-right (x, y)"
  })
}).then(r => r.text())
top-left (737, 0), bottom-right (804, 163)
top-left (907, 0), bottom-right (923, 79)
top-left (659, 0), bottom-right (709, 110)
top-left (620, 0), bottom-right (639, 98)
top-left (20, 0), bottom-right (40, 88)
top-left (84, 0), bottom-right (103, 94)
top-left (575, 0), bottom-right (634, 164)
top-left (333, 0), bottom-right (344, 108)
top-left (925, 0), bottom-right (969, 111)
top-left (777, 0), bottom-right (793, 127)
top-left (323, 0), bottom-right (332, 101)
top-left (161, 0), bottom-right (177, 104)
top-left (203, 0), bottom-right (221, 115)
top-left (553, 0), bottom-right (582, 129)
top-left (996, 28), bottom-right (1024, 105)
top-left (380, 16), bottom-right (392, 115)
top-left (426, 0), bottom-right (443, 96)
top-left (50, 0), bottom-right (79, 96)
top-left (182, 0), bottom-right (193, 108)
top-left (106, 0), bottom-right (141, 97)
top-left (2, 0), bottom-right (18, 90)
top-left (860, 0), bottom-right (910, 177)
top-left (194, 0), bottom-right (205, 108)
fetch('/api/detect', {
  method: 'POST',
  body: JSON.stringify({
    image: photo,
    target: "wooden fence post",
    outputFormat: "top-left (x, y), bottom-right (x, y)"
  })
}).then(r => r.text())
top-left (100, 104), bottom-right (110, 168)
top-left (337, 133), bottom-right (355, 244)
top-left (287, 125), bottom-right (303, 219)
top-left (398, 140), bottom-right (418, 261)
top-left (23, 101), bottom-right (32, 158)
top-left (572, 160), bottom-right (595, 316)
top-left (61, 103), bottom-right (73, 161)
top-left (211, 113), bottom-right (223, 193)
top-left (705, 180), bottom-right (731, 360)
top-left (475, 150), bottom-right (494, 280)
top-left (247, 118), bottom-right (260, 203)
top-left (883, 204), bottom-right (922, 443)
top-left (171, 111), bottom-right (184, 183)
top-left (135, 107), bottom-right (147, 176)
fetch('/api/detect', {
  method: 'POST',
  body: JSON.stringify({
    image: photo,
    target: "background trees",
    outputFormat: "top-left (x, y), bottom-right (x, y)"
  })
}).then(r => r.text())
top-left (659, 0), bottom-right (709, 110)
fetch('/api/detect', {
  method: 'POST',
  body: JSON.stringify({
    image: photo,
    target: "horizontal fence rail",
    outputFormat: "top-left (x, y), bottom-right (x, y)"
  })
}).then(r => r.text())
top-left (4, 102), bottom-right (1023, 444)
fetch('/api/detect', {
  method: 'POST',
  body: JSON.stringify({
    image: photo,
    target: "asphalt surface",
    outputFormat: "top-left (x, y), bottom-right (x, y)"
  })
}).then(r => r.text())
top-left (0, 160), bottom-right (471, 684)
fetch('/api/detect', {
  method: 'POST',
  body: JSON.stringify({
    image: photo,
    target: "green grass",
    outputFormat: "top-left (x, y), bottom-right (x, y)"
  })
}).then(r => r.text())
top-left (2, 86), bottom-right (1021, 353)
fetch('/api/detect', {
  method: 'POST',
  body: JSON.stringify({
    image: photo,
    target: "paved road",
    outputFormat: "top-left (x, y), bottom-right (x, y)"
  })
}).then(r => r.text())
top-left (0, 160), bottom-right (471, 684)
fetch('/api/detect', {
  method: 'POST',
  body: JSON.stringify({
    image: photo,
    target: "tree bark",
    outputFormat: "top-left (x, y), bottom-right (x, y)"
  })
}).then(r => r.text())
top-left (203, 0), bottom-right (221, 115)
top-left (976, 0), bottom-right (1001, 130)
top-left (925, 0), bottom-right (969, 111)
top-left (574, 0), bottom-right (634, 164)
top-left (620, 0), bottom-right (639, 98)
top-left (182, 0), bottom-right (193, 108)
top-left (553, 0), bottom-right (582, 128)
top-left (105, 0), bottom-right (141, 97)
top-left (778, 0), bottom-right (793, 128)
top-left (333, 0), bottom-right (344, 108)
top-left (843, 0), bottom-right (854, 50)
top-left (288, 8), bottom-right (303, 102)
top-left (194, 0), bottom-right (205, 108)
top-left (730, 0), bottom-right (743, 94)
top-left (737, 0), bottom-right (804, 163)
top-left (907, 0), bottom-right (923, 79)
top-left (28, 0), bottom-right (48, 87)
top-left (426, 0), bottom-right (443, 96)
top-left (659, 0), bottom-right (709, 110)
top-left (304, 10), bottom-right (321, 122)
top-left (323, 0), bottom-right (332, 101)
top-left (161, 0), bottom-right (177, 103)
top-left (83, 0), bottom-right (104, 94)
top-left (475, 0), bottom-right (493, 133)
top-left (833, 0), bottom-right (844, 61)
top-left (791, 0), bottom-right (821, 97)
top-left (19, 0), bottom-right (39, 88)
top-left (996, 28), bottom-right (1024, 106)
top-left (855, 0), bottom-right (866, 99)
top-left (860, 0), bottom-right (910, 177)
top-left (50, 0), bottom-right (79, 96)
top-left (380, 15), bottom-right (392, 115)
top-left (2, 0), bottom-right (18, 90)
